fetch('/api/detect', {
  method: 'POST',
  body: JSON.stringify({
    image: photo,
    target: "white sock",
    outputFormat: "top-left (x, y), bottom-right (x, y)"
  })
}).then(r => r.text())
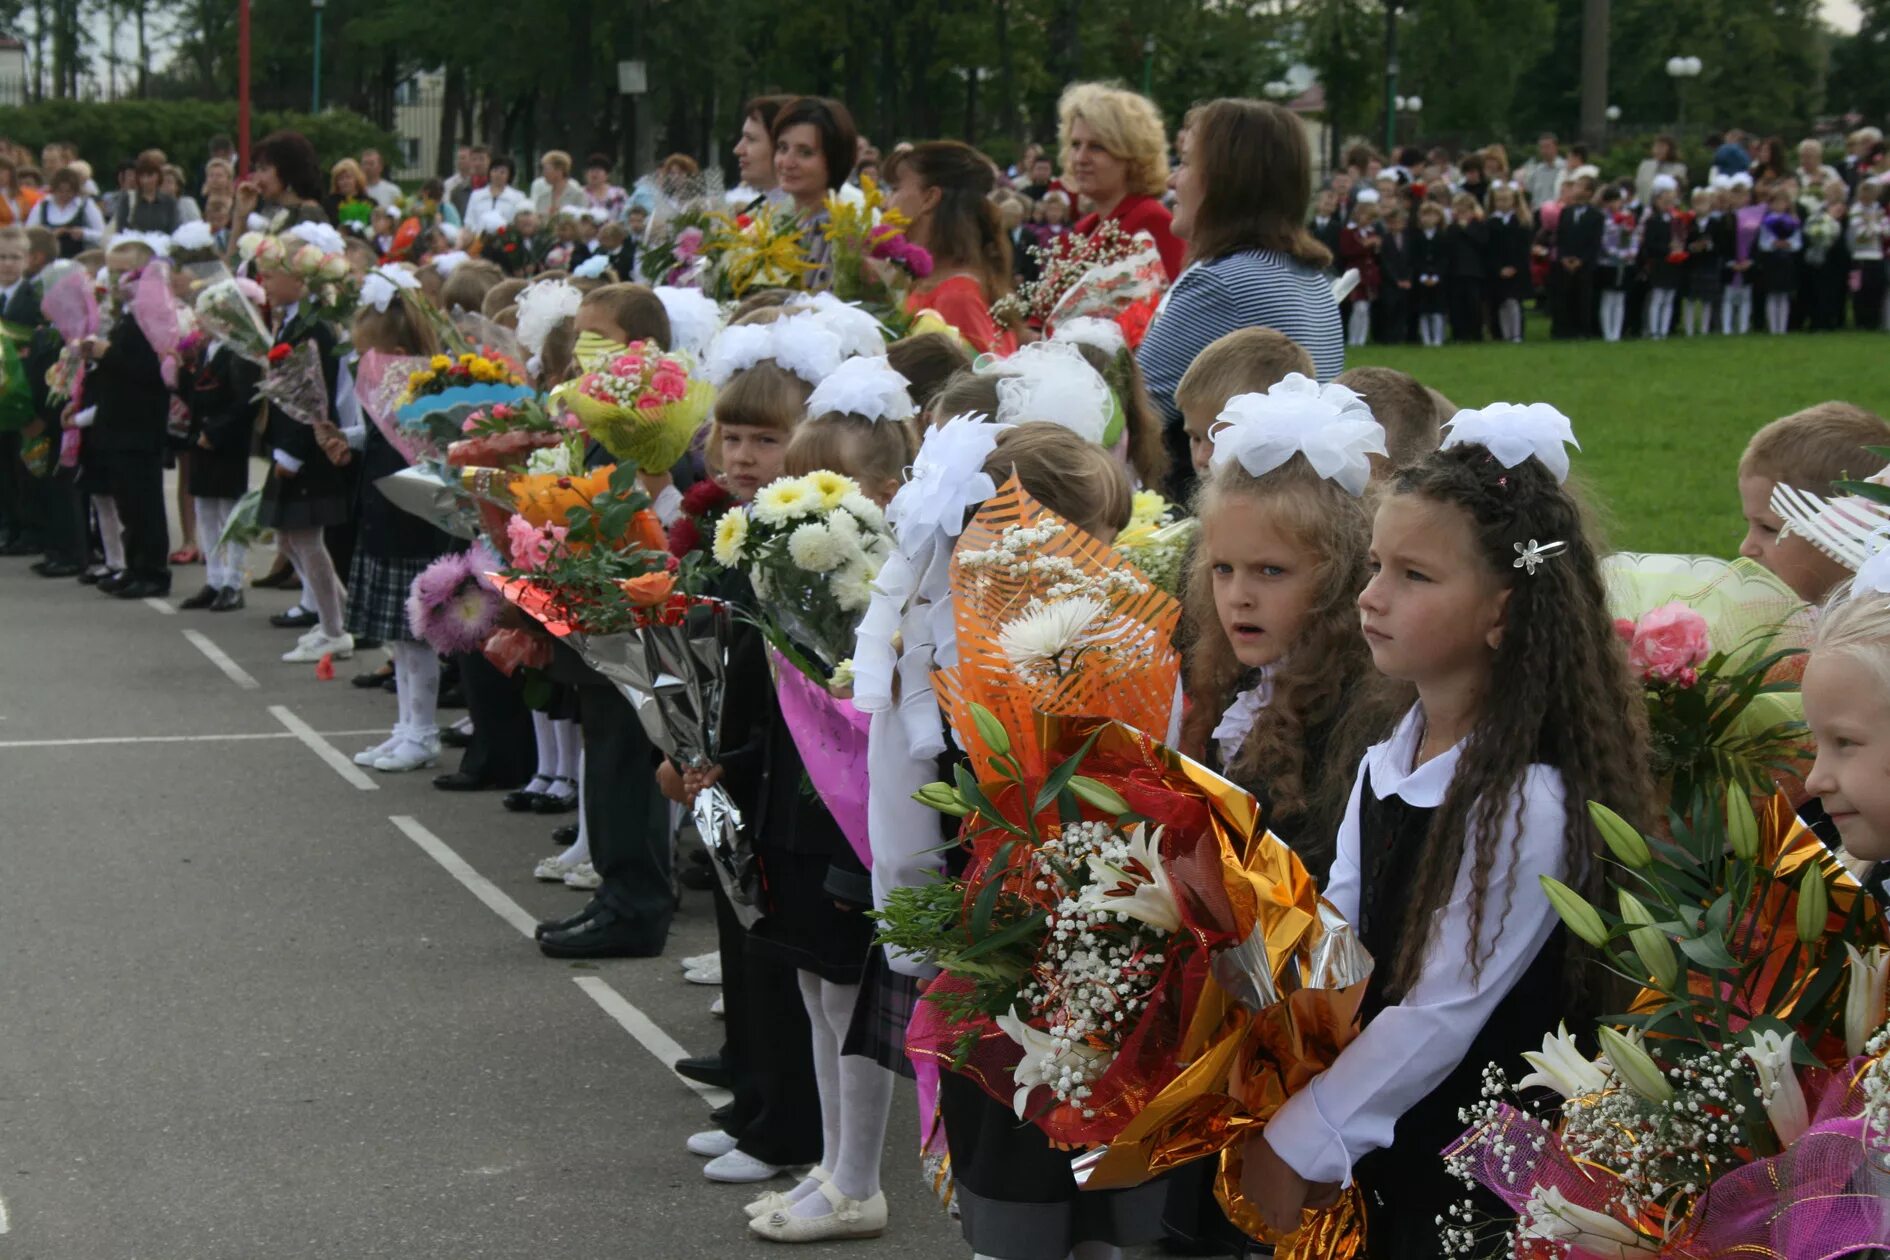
top-left (525, 711), bottom-right (556, 793)
top-left (390, 641), bottom-right (439, 745)
top-left (95, 495), bottom-right (126, 570)
top-left (552, 719), bottom-right (581, 793)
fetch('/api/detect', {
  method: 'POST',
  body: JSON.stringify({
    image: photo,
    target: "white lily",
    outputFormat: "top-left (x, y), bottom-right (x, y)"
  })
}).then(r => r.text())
top-left (1742, 1028), bottom-right (1810, 1145)
top-left (1517, 1022), bottom-right (1610, 1100)
top-left (995, 1007), bottom-right (1110, 1120)
top-left (1074, 823), bottom-right (1182, 935)
top-left (1846, 943), bottom-right (1890, 1058)
top-left (1520, 1186), bottom-right (1661, 1257)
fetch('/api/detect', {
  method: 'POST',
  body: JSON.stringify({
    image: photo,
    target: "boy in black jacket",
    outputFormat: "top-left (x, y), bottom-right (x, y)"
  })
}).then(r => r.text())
top-left (1550, 175), bottom-right (1602, 339)
top-left (83, 239), bottom-right (172, 597)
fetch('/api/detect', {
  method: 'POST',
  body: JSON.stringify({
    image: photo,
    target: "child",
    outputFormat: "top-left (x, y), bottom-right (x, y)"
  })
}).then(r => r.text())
top-left (787, 356), bottom-right (918, 505)
top-left (439, 257), bottom-right (504, 314)
top-left (1803, 568), bottom-right (1890, 889)
top-left (597, 221), bottom-right (636, 283)
top-left (1846, 177), bottom-right (1885, 331)
top-left (369, 205), bottom-right (397, 256)
top-left (1804, 181), bottom-right (1851, 333)
top-left (1172, 328), bottom-right (1317, 478)
top-left (1756, 185), bottom-right (1803, 336)
top-left (1334, 365), bottom-right (1444, 476)
top-left (1682, 186), bottom-right (1728, 336)
top-left (1550, 175), bottom-right (1602, 339)
top-left (1484, 184), bottom-right (1532, 343)
top-left (1637, 177), bottom-right (1685, 340)
top-left (884, 331), bottom-right (971, 414)
top-left (1238, 405), bottom-right (1652, 1257)
top-left (1064, 333), bottom-right (1169, 494)
top-left (1412, 201), bottom-right (1449, 346)
top-left (1338, 194), bottom-right (1382, 348)
top-left (204, 196), bottom-right (233, 251)
top-left (1738, 402), bottom-right (1890, 604)
top-left (176, 236), bottom-right (258, 611)
top-left (1443, 192), bottom-right (1486, 343)
top-left (1375, 203), bottom-right (1415, 346)
top-left (1724, 174), bottom-right (1760, 334)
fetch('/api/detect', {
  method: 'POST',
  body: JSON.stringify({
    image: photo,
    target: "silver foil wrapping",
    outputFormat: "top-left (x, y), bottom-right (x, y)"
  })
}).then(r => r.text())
top-left (373, 466), bottom-right (479, 539)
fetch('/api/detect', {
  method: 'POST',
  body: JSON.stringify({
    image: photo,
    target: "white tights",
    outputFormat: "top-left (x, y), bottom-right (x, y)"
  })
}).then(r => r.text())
top-left (1644, 288), bottom-right (1675, 339)
top-left (94, 495), bottom-right (125, 570)
top-left (1598, 290), bottom-right (1626, 342)
top-left (554, 752), bottom-right (590, 868)
top-left (388, 640), bottom-right (441, 746)
top-left (192, 496), bottom-right (248, 589)
top-left (525, 712), bottom-right (581, 797)
top-left (1765, 292), bottom-right (1792, 334)
top-left (1346, 300), bottom-right (1371, 346)
top-left (1496, 298), bottom-right (1522, 342)
top-left (1722, 285), bottom-right (1753, 334)
top-left (274, 527), bottom-right (345, 636)
top-left (788, 972), bottom-right (894, 1215)
top-left (1418, 313), bottom-right (1445, 346)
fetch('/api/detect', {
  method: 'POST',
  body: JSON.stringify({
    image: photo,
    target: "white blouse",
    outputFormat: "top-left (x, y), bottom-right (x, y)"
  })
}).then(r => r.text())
top-left (1263, 704), bottom-right (1570, 1186)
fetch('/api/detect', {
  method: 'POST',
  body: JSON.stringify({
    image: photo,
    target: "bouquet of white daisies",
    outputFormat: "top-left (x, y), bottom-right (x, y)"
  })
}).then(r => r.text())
top-left (712, 469), bottom-right (893, 680)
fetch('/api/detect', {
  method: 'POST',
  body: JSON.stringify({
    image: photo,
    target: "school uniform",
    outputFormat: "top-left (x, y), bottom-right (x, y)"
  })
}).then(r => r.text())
top-left (184, 345), bottom-right (261, 599)
top-left (256, 307), bottom-right (351, 533)
top-left (86, 307), bottom-right (172, 590)
top-left (1549, 202), bottom-right (1602, 339)
top-left (1375, 226), bottom-right (1416, 344)
top-left (1803, 209), bottom-right (1850, 331)
top-left (1411, 227), bottom-right (1449, 345)
top-left (1443, 218), bottom-right (1487, 342)
top-left (1847, 204), bottom-right (1886, 331)
top-left (1264, 706), bottom-right (1571, 1260)
top-left (1483, 212), bottom-right (1533, 305)
top-left (1310, 213), bottom-right (1344, 275)
top-left (1687, 211), bottom-right (1730, 308)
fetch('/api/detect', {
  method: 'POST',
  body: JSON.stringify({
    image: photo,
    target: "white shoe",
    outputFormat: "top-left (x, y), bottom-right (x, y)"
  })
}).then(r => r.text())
top-left (534, 856), bottom-right (579, 883)
top-left (282, 630), bottom-right (354, 663)
top-left (563, 862), bottom-right (602, 891)
top-left (686, 1128), bottom-right (738, 1158)
top-left (710, 995), bottom-right (725, 1019)
top-left (746, 1167), bottom-right (829, 1217)
top-left (750, 1182), bottom-right (887, 1241)
top-left (680, 950), bottom-right (718, 973)
top-left (703, 1149), bottom-right (787, 1183)
top-left (373, 739), bottom-right (440, 772)
top-left (353, 734), bottom-right (399, 766)
top-left (684, 955), bottom-right (723, 985)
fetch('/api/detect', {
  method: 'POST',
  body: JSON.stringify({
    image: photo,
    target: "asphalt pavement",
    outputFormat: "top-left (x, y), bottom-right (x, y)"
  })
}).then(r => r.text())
top-left (0, 541), bottom-right (979, 1259)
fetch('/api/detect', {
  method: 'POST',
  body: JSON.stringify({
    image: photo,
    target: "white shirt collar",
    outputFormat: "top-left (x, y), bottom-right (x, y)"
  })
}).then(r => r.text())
top-left (1362, 704), bottom-right (1466, 808)
top-left (1210, 671), bottom-right (1274, 767)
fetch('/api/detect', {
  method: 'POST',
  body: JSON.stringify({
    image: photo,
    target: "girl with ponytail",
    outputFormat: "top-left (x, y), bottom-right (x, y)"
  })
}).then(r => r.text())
top-left (885, 141), bottom-right (1016, 355)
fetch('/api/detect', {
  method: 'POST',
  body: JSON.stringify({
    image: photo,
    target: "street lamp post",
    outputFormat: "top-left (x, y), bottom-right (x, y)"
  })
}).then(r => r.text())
top-left (1664, 55), bottom-right (1701, 133)
top-left (1142, 35), bottom-right (1155, 96)
top-left (1605, 103), bottom-right (1621, 145)
top-left (310, 0), bottom-right (325, 113)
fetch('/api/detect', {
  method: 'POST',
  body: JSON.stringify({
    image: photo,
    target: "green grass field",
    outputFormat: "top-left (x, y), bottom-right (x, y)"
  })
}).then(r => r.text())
top-left (1346, 329), bottom-right (1890, 556)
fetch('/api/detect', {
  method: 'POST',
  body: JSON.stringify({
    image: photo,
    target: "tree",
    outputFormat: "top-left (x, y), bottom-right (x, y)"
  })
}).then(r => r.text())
top-left (1400, 0), bottom-right (1556, 140)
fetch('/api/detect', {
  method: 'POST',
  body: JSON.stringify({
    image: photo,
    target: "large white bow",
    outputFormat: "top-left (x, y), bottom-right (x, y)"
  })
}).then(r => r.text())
top-left (806, 355), bottom-right (916, 423)
top-left (653, 285), bottom-right (726, 359)
top-left (785, 291), bottom-right (888, 359)
top-left (360, 264), bottom-right (420, 313)
top-left (986, 341), bottom-right (1112, 446)
top-left (1439, 402), bottom-right (1580, 484)
top-left (1208, 373), bottom-right (1385, 496)
top-left (887, 413), bottom-right (1005, 537)
top-left (1855, 544), bottom-right (1890, 597)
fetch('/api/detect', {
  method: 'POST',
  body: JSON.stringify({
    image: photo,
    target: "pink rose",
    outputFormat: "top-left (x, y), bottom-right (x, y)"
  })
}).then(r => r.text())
top-left (1627, 601), bottom-right (1711, 683)
top-left (461, 416), bottom-right (481, 433)
top-left (559, 411), bottom-right (583, 430)
top-left (611, 355), bottom-right (644, 378)
top-left (650, 367), bottom-right (687, 401)
top-left (492, 404), bottom-right (514, 421)
top-left (675, 227), bottom-right (704, 259)
top-left (636, 394), bottom-right (663, 410)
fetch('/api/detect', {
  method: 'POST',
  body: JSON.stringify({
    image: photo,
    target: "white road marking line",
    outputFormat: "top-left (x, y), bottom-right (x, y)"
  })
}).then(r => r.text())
top-left (181, 629), bottom-right (260, 690)
top-left (0, 1191), bottom-right (10, 1233)
top-left (268, 704), bottom-right (378, 791)
top-left (387, 815), bottom-right (539, 939)
top-left (575, 977), bottom-right (733, 1108)
top-left (0, 729), bottom-right (386, 750)
top-left (143, 597), bottom-right (176, 615)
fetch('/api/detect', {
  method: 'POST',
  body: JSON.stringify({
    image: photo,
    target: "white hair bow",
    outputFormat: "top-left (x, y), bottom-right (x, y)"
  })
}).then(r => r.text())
top-left (1050, 316), bottom-right (1126, 358)
top-left (432, 250), bottom-right (470, 278)
top-left (887, 413), bottom-right (1006, 539)
top-left (1439, 402), bottom-right (1580, 484)
top-left (703, 313), bottom-right (843, 388)
top-left (572, 254), bottom-right (610, 279)
top-left (360, 264), bottom-right (420, 313)
top-left (515, 280), bottom-right (582, 356)
top-left (785, 291), bottom-right (887, 359)
top-left (170, 221), bottom-right (215, 252)
top-left (285, 221), bottom-right (346, 256)
top-left (985, 341), bottom-right (1112, 445)
top-left (1208, 373), bottom-right (1385, 496)
top-left (653, 286), bottom-right (725, 359)
top-left (806, 356), bottom-right (916, 424)
top-left (1855, 544), bottom-right (1890, 597)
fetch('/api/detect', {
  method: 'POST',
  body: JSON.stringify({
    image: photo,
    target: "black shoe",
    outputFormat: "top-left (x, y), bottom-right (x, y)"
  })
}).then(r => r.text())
top-left (210, 587), bottom-right (245, 611)
top-left (672, 1054), bottom-right (733, 1089)
top-left (531, 779), bottom-right (579, 814)
top-left (113, 578), bottom-right (171, 599)
top-left (179, 584), bottom-right (220, 610)
top-left (432, 770), bottom-right (497, 792)
top-left (381, 675), bottom-right (398, 693)
top-left (708, 1102), bottom-right (735, 1128)
top-left (678, 862), bottom-right (717, 892)
top-left (503, 785), bottom-right (548, 812)
top-left (76, 566), bottom-right (107, 586)
top-left (440, 725), bottom-right (473, 749)
top-left (270, 607), bottom-right (319, 629)
top-left (538, 908), bottom-right (667, 959)
top-left (533, 897), bottom-right (605, 940)
top-left (351, 667), bottom-right (393, 690)
top-left (35, 560), bottom-right (82, 578)
top-left (549, 823), bottom-right (579, 847)
top-left (97, 571), bottom-right (129, 594)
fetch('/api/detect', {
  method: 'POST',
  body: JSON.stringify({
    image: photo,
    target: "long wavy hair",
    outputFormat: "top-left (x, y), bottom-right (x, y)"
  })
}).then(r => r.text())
top-left (1181, 458), bottom-right (1399, 872)
top-left (888, 141), bottom-right (1012, 298)
top-left (1382, 446), bottom-right (1652, 1000)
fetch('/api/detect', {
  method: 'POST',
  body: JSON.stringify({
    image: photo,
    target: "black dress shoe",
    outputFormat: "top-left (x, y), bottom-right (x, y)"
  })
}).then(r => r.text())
top-left (440, 725), bottom-right (473, 749)
top-left (672, 1054), bottom-right (733, 1089)
top-left (270, 607), bottom-right (319, 629)
top-left (76, 566), bottom-right (106, 585)
top-left (432, 770), bottom-right (497, 792)
top-left (537, 908), bottom-right (667, 959)
top-left (179, 584), bottom-right (220, 610)
top-left (36, 560), bottom-right (82, 578)
top-left (549, 822), bottom-right (579, 846)
top-left (97, 572), bottom-right (129, 594)
top-left (678, 863), bottom-right (717, 892)
top-left (503, 786), bottom-right (548, 813)
top-left (210, 587), bottom-right (245, 611)
top-left (113, 579), bottom-right (171, 599)
top-left (533, 897), bottom-right (605, 940)
top-left (531, 779), bottom-right (579, 814)
top-left (351, 667), bottom-right (393, 689)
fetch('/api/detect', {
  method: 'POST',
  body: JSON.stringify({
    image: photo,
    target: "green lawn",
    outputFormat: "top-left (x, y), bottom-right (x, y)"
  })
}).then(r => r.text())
top-left (1346, 329), bottom-right (1890, 556)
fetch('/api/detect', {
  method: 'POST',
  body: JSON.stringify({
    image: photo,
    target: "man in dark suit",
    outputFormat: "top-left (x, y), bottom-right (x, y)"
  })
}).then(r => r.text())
top-left (1550, 175), bottom-right (1602, 339)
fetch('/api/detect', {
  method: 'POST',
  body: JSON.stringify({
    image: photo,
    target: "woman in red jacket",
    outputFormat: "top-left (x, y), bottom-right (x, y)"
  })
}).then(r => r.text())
top-left (885, 140), bottom-right (1017, 355)
top-left (1059, 82), bottom-right (1185, 280)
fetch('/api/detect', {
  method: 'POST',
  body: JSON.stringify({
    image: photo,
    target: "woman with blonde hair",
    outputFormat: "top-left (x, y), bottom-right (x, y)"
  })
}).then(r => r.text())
top-left (534, 150), bottom-right (587, 216)
top-left (1058, 81), bottom-right (1184, 279)
top-left (324, 158), bottom-right (374, 231)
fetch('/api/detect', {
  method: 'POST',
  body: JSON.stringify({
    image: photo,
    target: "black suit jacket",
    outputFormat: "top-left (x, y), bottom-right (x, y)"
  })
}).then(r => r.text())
top-left (1, 279), bottom-right (40, 328)
top-left (87, 313), bottom-right (168, 452)
top-left (1555, 204), bottom-right (1603, 267)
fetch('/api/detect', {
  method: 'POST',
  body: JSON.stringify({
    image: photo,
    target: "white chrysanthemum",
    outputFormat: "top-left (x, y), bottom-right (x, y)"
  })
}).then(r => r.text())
top-left (997, 595), bottom-right (1111, 675)
top-left (752, 477), bottom-right (819, 525)
top-left (804, 468), bottom-right (861, 511)
top-left (525, 443), bottom-right (575, 476)
top-left (787, 521), bottom-right (849, 573)
top-left (712, 510), bottom-right (749, 566)
top-left (838, 492), bottom-right (884, 531)
top-left (833, 559), bottom-right (878, 612)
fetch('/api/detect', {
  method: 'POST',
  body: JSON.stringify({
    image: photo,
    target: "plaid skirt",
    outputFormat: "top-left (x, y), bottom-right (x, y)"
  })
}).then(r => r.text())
top-left (841, 943), bottom-right (920, 1079)
top-left (344, 550), bottom-right (433, 643)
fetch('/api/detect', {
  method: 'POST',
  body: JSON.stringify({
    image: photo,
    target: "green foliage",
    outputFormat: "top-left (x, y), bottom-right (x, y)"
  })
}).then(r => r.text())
top-left (1399, 0), bottom-right (1556, 140)
top-left (0, 99), bottom-right (394, 169)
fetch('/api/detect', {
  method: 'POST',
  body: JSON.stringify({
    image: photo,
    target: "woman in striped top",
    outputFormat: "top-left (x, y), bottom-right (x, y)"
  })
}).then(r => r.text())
top-left (1137, 98), bottom-right (1344, 496)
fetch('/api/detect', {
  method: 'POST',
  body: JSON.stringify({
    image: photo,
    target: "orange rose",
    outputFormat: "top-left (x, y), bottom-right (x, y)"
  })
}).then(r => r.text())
top-left (619, 571), bottom-right (675, 608)
top-left (628, 508), bottom-right (666, 554)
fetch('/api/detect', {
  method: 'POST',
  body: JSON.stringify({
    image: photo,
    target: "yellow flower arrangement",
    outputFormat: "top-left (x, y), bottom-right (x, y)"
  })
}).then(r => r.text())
top-left (708, 210), bottom-right (818, 297)
top-left (822, 173), bottom-right (909, 247)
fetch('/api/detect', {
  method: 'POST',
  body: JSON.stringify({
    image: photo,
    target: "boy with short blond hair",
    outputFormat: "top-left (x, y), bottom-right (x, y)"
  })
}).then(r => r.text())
top-left (1332, 365), bottom-right (1445, 478)
top-left (1738, 401), bottom-right (1890, 603)
top-left (1173, 328), bottom-right (1315, 476)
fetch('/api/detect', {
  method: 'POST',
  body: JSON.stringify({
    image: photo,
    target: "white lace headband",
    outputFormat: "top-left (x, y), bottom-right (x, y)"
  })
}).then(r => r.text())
top-left (1208, 373), bottom-right (1385, 496)
top-left (1438, 402), bottom-right (1580, 484)
top-left (805, 355), bottom-right (916, 424)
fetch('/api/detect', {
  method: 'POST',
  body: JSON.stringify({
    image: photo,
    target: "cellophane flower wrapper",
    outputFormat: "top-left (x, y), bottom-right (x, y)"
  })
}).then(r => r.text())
top-left (560, 363), bottom-right (714, 476)
top-left (191, 275), bottom-right (271, 365)
top-left (257, 341), bottom-right (329, 426)
top-left (355, 349), bottom-right (434, 463)
top-left (217, 487), bottom-right (273, 548)
top-left (769, 645), bottom-right (873, 869)
top-left (1044, 237), bottom-right (1171, 351)
top-left (396, 381), bottom-right (535, 455)
top-left (372, 467), bottom-right (479, 539)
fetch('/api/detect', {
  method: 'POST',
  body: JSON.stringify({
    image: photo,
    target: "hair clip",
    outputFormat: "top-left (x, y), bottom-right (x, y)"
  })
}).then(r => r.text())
top-left (1513, 538), bottom-right (1566, 576)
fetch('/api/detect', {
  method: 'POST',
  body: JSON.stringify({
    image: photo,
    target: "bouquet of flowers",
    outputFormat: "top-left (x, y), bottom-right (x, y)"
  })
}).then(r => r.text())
top-left (396, 351), bottom-right (534, 456)
top-left (1112, 489), bottom-right (1196, 597)
top-left (447, 394), bottom-right (579, 469)
top-left (406, 542), bottom-right (505, 657)
top-left (638, 208), bottom-right (717, 288)
top-left (555, 339), bottom-right (713, 475)
top-left (257, 340), bottom-right (330, 426)
top-left (1762, 211), bottom-right (1800, 242)
top-left (478, 220), bottom-right (535, 275)
top-left (666, 478), bottom-right (736, 559)
top-left (239, 225), bottom-right (358, 324)
top-left (993, 219), bottom-right (1169, 347)
top-left (191, 274), bottom-right (273, 365)
top-left (41, 264), bottom-right (99, 404)
top-left (821, 174), bottom-right (932, 330)
top-left (486, 462), bottom-right (674, 632)
top-left (711, 469), bottom-right (893, 677)
top-left (701, 207), bottom-right (819, 298)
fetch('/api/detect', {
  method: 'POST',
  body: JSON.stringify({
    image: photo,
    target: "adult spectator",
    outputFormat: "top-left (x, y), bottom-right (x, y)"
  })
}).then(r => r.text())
top-left (112, 153), bottom-right (181, 234)
top-left (0, 156), bottom-right (40, 225)
top-left (1518, 133), bottom-right (1566, 210)
top-left (1753, 136), bottom-right (1791, 184)
top-left (235, 131), bottom-right (330, 226)
top-left (885, 140), bottom-right (1016, 355)
top-left (1843, 127), bottom-right (1883, 195)
top-left (533, 150), bottom-right (587, 217)
top-left (441, 146), bottom-right (474, 202)
top-left (448, 145), bottom-right (490, 219)
top-left (1712, 130), bottom-right (1752, 177)
top-left (1019, 152), bottom-right (1057, 201)
top-left (465, 155), bottom-right (527, 228)
top-left (198, 134), bottom-right (234, 201)
top-left (160, 164), bottom-right (202, 223)
top-left (1634, 135), bottom-right (1689, 206)
top-left (581, 154), bottom-right (627, 219)
top-left (1136, 97), bottom-right (1344, 496)
top-left (771, 95), bottom-right (858, 285)
top-left (728, 95), bottom-right (792, 210)
top-left (26, 167), bottom-right (102, 257)
top-left (1058, 81), bottom-right (1184, 279)
top-left (1793, 138), bottom-right (1840, 192)
top-left (360, 150), bottom-right (402, 207)
top-left (202, 157), bottom-right (234, 207)
top-left (323, 159), bottom-right (375, 231)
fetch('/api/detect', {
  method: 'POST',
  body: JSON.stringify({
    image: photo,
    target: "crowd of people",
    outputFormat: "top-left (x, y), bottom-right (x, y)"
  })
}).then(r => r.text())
top-left (0, 81), bottom-right (1887, 1260)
